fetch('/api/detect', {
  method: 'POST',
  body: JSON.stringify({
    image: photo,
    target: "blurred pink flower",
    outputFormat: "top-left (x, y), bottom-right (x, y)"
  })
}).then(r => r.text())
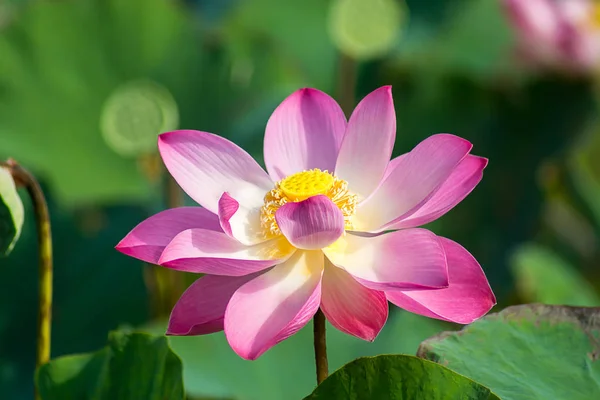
top-left (116, 87), bottom-right (495, 360)
top-left (503, 0), bottom-right (600, 72)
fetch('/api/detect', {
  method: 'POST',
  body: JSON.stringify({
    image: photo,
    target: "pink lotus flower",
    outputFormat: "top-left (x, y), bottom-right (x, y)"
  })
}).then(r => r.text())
top-left (116, 86), bottom-right (495, 360)
top-left (503, 0), bottom-right (600, 72)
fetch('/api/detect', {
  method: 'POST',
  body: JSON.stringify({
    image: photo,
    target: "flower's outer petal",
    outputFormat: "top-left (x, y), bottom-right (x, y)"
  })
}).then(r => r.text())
top-left (386, 155), bottom-right (487, 230)
top-left (158, 229), bottom-right (295, 276)
top-left (167, 273), bottom-right (262, 335)
top-left (323, 229), bottom-right (448, 291)
top-left (224, 250), bottom-right (324, 360)
top-left (353, 134), bottom-right (472, 232)
top-left (218, 192), bottom-right (265, 246)
top-left (334, 86), bottom-right (396, 200)
top-left (503, 0), bottom-right (560, 44)
top-left (386, 237), bottom-right (496, 324)
top-left (275, 195), bottom-right (345, 250)
top-left (264, 88), bottom-right (347, 181)
top-left (115, 207), bottom-right (221, 264)
top-left (321, 260), bottom-right (388, 341)
top-left (158, 130), bottom-right (273, 214)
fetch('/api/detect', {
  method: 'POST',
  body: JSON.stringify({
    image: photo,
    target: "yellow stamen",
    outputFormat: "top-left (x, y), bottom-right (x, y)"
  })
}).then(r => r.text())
top-left (260, 169), bottom-right (358, 238)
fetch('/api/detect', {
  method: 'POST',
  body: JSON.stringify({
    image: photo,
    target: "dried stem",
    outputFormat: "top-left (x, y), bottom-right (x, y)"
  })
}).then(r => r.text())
top-left (3, 159), bottom-right (53, 400)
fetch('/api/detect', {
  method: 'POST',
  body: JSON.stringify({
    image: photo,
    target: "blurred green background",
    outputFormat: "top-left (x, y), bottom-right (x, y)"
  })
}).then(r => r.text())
top-left (2, 0), bottom-right (600, 398)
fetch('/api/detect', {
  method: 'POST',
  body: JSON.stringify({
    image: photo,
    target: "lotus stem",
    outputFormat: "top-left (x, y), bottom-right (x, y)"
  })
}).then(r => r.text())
top-left (3, 160), bottom-right (53, 400)
top-left (313, 309), bottom-right (329, 384)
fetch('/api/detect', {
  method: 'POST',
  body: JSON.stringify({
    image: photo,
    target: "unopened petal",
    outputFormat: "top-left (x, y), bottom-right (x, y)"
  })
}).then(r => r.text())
top-left (386, 237), bottom-right (496, 324)
top-left (275, 195), bottom-right (345, 250)
top-left (224, 250), bottom-right (324, 360)
top-left (335, 86), bottom-right (396, 200)
top-left (158, 130), bottom-right (272, 214)
top-left (321, 260), bottom-right (388, 341)
top-left (323, 229), bottom-right (449, 291)
top-left (158, 228), bottom-right (295, 276)
top-left (115, 207), bottom-right (221, 264)
top-left (264, 88), bottom-right (346, 182)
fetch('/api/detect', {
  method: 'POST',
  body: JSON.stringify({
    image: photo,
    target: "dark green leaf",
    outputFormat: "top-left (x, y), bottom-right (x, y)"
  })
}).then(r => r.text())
top-left (418, 304), bottom-right (600, 400)
top-left (36, 331), bottom-right (184, 400)
top-left (0, 166), bottom-right (24, 256)
top-left (304, 355), bottom-right (499, 399)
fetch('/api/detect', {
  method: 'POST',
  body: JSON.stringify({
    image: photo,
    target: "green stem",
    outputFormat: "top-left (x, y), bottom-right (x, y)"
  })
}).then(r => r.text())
top-left (5, 160), bottom-right (53, 400)
top-left (313, 309), bottom-right (329, 385)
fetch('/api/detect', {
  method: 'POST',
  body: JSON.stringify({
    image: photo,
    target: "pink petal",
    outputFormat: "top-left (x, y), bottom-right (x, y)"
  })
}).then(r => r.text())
top-left (275, 195), bottom-right (345, 250)
top-left (321, 260), bottom-right (388, 341)
top-left (158, 130), bottom-right (273, 214)
top-left (387, 155), bottom-right (488, 230)
top-left (264, 88), bottom-right (347, 182)
top-left (115, 207), bottom-right (221, 264)
top-left (386, 237), bottom-right (496, 324)
top-left (158, 228), bottom-right (295, 276)
top-left (382, 153), bottom-right (405, 181)
top-left (167, 273), bottom-right (262, 335)
top-left (335, 86), bottom-right (396, 200)
top-left (218, 192), bottom-right (264, 246)
top-left (224, 250), bottom-right (324, 360)
top-left (218, 192), bottom-right (238, 237)
top-left (353, 134), bottom-right (472, 233)
top-left (323, 229), bottom-right (449, 291)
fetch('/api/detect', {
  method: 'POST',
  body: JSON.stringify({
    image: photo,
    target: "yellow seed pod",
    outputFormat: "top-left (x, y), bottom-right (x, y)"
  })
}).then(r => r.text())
top-left (279, 169), bottom-right (335, 201)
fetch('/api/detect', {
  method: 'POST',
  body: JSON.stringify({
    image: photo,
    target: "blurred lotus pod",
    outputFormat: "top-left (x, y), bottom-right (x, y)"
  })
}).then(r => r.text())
top-left (328, 0), bottom-right (406, 60)
top-left (101, 80), bottom-right (179, 158)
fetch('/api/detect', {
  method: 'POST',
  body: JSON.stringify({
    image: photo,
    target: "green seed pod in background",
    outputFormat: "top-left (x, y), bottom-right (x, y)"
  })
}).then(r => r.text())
top-left (328, 0), bottom-right (406, 60)
top-left (101, 80), bottom-right (179, 158)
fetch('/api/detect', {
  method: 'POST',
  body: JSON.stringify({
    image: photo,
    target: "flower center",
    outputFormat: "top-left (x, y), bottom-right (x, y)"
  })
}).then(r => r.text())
top-left (260, 169), bottom-right (358, 238)
top-left (279, 169), bottom-right (335, 201)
